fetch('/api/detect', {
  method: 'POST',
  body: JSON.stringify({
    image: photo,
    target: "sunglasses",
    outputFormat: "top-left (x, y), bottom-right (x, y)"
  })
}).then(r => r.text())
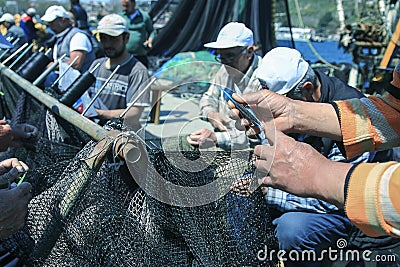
top-left (214, 47), bottom-right (247, 64)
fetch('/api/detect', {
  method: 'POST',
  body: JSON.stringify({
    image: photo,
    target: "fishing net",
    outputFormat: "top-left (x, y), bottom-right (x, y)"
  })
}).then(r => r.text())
top-left (0, 67), bottom-right (278, 266)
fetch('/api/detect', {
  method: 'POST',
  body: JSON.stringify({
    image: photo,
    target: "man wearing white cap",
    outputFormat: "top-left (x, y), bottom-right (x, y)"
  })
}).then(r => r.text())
top-left (85, 14), bottom-right (150, 131)
top-left (188, 22), bottom-right (262, 149)
top-left (41, 5), bottom-right (95, 87)
top-left (0, 13), bottom-right (27, 49)
top-left (255, 47), bottom-right (397, 266)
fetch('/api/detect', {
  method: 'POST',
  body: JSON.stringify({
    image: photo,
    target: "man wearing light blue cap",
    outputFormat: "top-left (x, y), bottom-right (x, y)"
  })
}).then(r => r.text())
top-left (256, 47), bottom-right (398, 267)
top-left (188, 22), bottom-right (262, 149)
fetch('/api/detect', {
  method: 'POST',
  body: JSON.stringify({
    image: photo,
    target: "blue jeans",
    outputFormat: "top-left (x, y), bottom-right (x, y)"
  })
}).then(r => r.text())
top-left (273, 211), bottom-right (352, 267)
top-left (44, 71), bottom-right (58, 89)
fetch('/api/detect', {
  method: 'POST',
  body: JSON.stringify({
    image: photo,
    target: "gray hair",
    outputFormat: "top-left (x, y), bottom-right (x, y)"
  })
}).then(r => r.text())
top-left (286, 66), bottom-right (318, 100)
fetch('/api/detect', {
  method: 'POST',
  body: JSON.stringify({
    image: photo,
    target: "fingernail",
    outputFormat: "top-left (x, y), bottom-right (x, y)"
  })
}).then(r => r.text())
top-left (16, 165), bottom-right (25, 172)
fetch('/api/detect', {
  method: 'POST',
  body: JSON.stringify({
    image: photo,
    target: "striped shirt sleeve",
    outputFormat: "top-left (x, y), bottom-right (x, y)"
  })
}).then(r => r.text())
top-left (338, 66), bottom-right (400, 237)
top-left (334, 94), bottom-right (400, 159)
top-left (345, 162), bottom-right (400, 237)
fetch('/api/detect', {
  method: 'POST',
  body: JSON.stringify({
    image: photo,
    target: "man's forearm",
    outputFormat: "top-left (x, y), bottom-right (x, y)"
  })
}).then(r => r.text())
top-left (292, 101), bottom-right (342, 141)
top-left (312, 160), bottom-right (352, 208)
top-left (96, 109), bottom-right (125, 120)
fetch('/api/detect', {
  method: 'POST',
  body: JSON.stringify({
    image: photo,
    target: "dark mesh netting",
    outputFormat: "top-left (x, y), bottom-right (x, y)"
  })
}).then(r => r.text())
top-left (0, 67), bottom-right (278, 266)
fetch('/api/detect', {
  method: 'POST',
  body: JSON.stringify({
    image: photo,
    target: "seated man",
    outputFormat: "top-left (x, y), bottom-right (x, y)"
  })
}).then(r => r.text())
top-left (254, 47), bottom-right (399, 266)
top-left (0, 13), bottom-right (27, 54)
top-left (41, 5), bottom-right (95, 88)
top-left (187, 22), bottom-right (262, 150)
top-left (85, 14), bottom-right (150, 131)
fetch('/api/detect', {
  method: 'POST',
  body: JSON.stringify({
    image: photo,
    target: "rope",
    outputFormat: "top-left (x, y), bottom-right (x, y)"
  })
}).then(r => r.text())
top-left (293, 0), bottom-right (342, 70)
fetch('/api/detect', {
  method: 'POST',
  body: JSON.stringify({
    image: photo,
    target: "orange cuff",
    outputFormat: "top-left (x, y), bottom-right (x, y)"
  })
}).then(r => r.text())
top-left (391, 68), bottom-right (400, 88)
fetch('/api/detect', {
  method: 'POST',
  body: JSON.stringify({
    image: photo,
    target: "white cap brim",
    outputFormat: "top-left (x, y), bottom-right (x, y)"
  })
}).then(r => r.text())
top-left (97, 29), bottom-right (125, 37)
top-left (204, 41), bottom-right (245, 49)
top-left (41, 14), bottom-right (58, 22)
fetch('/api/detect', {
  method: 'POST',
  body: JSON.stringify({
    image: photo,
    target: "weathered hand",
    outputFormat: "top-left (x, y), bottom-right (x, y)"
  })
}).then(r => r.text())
top-left (254, 131), bottom-right (327, 197)
top-left (10, 123), bottom-right (39, 147)
top-left (0, 121), bottom-right (12, 151)
top-left (0, 158), bottom-right (29, 188)
top-left (0, 182), bottom-right (32, 239)
top-left (230, 90), bottom-right (294, 133)
top-left (207, 111), bottom-right (231, 132)
top-left (254, 130), bottom-right (348, 206)
top-left (187, 128), bottom-right (217, 148)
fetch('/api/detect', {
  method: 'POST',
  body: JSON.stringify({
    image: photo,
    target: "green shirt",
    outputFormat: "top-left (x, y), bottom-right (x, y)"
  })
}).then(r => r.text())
top-left (121, 9), bottom-right (155, 57)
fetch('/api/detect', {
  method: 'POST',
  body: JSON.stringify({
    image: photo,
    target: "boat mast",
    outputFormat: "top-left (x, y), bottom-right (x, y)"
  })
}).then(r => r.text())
top-left (336, 0), bottom-right (346, 30)
top-left (284, 0), bottom-right (296, 48)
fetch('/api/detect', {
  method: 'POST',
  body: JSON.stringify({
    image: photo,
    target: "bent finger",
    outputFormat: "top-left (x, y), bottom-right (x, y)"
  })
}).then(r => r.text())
top-left (186, 136), bottom-right (199, 146)
top-left (254, 144), bottom-right (275, 160)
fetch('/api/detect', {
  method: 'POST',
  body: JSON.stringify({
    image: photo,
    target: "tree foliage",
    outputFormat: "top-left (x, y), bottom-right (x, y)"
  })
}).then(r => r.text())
top-left (275, 0), bottom-right (359, 35)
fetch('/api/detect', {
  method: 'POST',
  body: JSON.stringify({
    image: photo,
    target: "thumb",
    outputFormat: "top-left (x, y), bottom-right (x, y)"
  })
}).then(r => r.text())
top-left (232, 90), bottom-right (270, 106)
top-left (257, 175), bottom-right (272, 187)
top-left (13, 182), bottom-right (32, 196)
top-left (0, 167), bottom-right (20, 185)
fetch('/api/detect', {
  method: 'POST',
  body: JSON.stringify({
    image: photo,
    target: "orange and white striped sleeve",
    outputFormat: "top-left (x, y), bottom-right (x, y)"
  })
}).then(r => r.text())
top-left (334, 65), bottom-right (400, 237)
top-left (334, 93), bottom-right (400, 159)
top-left (345, 162), bottom-right (400, 237)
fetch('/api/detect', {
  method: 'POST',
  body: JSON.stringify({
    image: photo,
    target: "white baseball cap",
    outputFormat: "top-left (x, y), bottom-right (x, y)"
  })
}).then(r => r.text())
top-left (204, 22), bottom-right (253, 49)
top-left (0, 13), bottom-right (15, 24)
top-left (41, 5), bottom-right (69, 22)
top-left (97, 14), bottom-right (128, 37)
top-left (0, 34), bottom-right (13, 49)
top-left (257, 47), bottom-right (309, 95)
top-left (27, 8), bottom-right (36, 16)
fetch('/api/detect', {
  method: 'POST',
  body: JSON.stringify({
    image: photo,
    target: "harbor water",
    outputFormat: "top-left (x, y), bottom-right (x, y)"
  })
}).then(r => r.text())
top-left (277, 40), bottom-right (353, 65)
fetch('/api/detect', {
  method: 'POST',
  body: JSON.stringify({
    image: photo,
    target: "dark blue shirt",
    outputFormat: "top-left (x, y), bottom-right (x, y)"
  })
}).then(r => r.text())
top-left (70, 4), bottom-right (88, 29)
top-left (316, 69), bottom-right (365, 102)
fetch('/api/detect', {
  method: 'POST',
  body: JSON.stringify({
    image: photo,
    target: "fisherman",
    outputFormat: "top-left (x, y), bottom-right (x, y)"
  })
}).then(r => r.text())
top-left (85, 14), bottom-right (150, 131)
top-left (120, 0), bottom-right (155, 67)
top-left (0, 13), bottom-right (27, 50)
top-left (41, 5), bottom-right (95, 88)
top-left (229, 60), bottom-right (400, 240)
top-left (187, 22), bottom-right (262, 150)
top-left (251, 47), bottom-right (399, 266)
top-left (69, 0), bottom-right (89, 30)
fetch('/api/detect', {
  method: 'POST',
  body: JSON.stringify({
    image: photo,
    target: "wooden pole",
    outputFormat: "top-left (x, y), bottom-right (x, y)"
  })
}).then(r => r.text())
top-left (0, 64), bottom-right (108, 141)
top-left (380, 18), bottom-right (400, 69)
